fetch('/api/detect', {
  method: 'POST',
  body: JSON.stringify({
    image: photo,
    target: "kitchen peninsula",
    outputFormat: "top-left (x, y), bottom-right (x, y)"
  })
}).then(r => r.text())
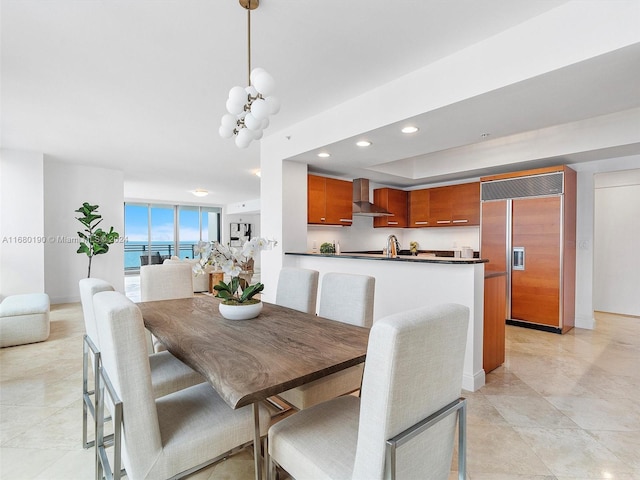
top-left (284, 251), bottom-right (488, 391)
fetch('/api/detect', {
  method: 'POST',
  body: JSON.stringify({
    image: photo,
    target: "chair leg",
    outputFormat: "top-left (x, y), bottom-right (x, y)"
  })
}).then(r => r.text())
top-left (95, 371), bottom-right (104, 480)
top-left (96, 366), bottom-right (124, 480)
top-left (93, 349), bottom-right (101, 464)
top-left (263, 436), bottom-right (269, 480)
top-left (267, 455), bottom-right (278, 480)
top-left (458, 398), bottom-right (467, 480)
top-left (82, 335), bottom-right (99, 449)
top-left (82, 335), bottom-right (91, 449)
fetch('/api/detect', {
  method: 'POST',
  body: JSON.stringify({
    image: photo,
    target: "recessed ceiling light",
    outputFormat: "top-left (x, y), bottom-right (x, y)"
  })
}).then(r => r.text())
top-left (254, 170), bottom-right (261, 177)
top-left (317, 152), bottom-right (331, 158)
top-left (401, 126), bottom-right (419, 134)
top-left (356, 140), bottom-right (372, 147)
top-left (192, 189), bottom-right (209, 197)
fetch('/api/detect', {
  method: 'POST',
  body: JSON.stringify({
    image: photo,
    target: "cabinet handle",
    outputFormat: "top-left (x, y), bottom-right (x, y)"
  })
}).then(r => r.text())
top-left (414, 221), bottom-right (429, 225)
top-left (452, 219), bottom-right (468, 224)
top-left (388, 221), bottom-right (398, 225)
top-left (436, 220), bottom-right (451, 224)
top-left (339, 219), bottom-right (352, 223)
top-left (320, 217), bottom-right (326, 221)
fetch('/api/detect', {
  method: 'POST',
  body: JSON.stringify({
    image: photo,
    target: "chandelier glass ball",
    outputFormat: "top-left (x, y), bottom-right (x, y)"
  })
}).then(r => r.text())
top-left (219, 67), bottom-right (279, 149)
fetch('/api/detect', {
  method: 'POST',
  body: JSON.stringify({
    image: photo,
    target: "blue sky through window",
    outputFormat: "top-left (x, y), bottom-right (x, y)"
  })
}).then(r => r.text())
top-left (124, 204), bottom-right (148, 242)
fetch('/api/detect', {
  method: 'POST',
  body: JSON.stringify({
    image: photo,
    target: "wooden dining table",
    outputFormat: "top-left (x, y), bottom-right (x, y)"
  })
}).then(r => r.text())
top-left (138, 295), bottom-right (370, 480)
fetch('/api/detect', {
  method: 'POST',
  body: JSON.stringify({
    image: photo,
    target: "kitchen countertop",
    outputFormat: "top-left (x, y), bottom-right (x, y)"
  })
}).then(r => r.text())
top-left (285, 251), bottom-right (487, 265)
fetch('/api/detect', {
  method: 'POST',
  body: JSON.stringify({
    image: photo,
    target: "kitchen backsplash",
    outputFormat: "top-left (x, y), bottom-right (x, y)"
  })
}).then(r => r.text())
top-left (307, 216), bottom-right (479, 253)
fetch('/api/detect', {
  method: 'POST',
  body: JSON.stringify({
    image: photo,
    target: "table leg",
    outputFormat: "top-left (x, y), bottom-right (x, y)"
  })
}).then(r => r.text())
top-left (253, 402), bottom-right (262, 480)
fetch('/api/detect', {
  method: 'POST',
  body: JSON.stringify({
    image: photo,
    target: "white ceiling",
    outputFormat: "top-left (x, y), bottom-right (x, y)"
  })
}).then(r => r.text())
top-left (2, 0), bottom-right (639, 206)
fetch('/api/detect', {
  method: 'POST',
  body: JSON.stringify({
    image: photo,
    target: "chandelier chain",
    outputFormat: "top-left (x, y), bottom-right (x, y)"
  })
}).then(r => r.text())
top-left (247, 2), bottom-right (251, 86)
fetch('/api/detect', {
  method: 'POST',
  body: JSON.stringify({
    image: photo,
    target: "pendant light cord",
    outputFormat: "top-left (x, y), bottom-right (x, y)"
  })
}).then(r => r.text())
top-left (247, 2), bottom-right (252, 86)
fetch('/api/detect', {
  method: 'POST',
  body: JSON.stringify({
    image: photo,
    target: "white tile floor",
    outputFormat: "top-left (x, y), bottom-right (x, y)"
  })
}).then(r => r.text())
top-left (124, 274), bottom-right (141, 302)
top-left (1, 303), bottom-right (638, 479)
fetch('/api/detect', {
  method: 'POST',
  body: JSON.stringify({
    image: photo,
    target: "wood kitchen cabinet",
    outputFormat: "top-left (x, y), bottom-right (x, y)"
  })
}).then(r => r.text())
top-left (408, 189), bottom-right (430, 227)
top-left (428, 186), bottom-right (452, 226)
top-left (481, 200), bottom-right (508, 273)
top-left (483, 272), bottom-right (507, 373)
top-left (373, 188), bottom-right (408, 227)
top-left (307, 174), bottom-right (353, 226)
top-left (429, 182), bottom-right (480, 227)
top-left (452, 182), bottom-right (480, 226)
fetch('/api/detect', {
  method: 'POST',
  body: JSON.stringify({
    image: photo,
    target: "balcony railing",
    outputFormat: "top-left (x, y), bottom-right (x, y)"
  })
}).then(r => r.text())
top-left (124, 243), bottom-right (200, 271)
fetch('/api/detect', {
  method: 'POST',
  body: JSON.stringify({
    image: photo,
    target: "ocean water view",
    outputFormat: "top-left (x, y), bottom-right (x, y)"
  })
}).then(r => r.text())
top-left (123, 204), bottom-right (222, 270)
top-left (124, 241), bottom-right (202, 270)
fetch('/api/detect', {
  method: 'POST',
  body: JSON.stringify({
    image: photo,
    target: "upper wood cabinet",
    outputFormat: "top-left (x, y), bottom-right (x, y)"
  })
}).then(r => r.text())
top-left (452, 182), bottom-right (480, 226)
top-left (307, 175), bottom-right (353, 226)
top-left (408, 182), bottom-right (479, 228)
top-left (373, 188), bottom-right (408, 228)
top-left (429, 182), bottom-right (480, 227)
top-left (428, 186), bottom-right (452, 226)
top-left (408, 189), bottom-right (430, 227)
top-left (307, 174), bottom-right (326, 224)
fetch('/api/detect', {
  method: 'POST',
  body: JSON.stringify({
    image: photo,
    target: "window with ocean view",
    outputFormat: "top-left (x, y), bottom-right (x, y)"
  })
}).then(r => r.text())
top-left (124, 203), bottom-right (221, 272)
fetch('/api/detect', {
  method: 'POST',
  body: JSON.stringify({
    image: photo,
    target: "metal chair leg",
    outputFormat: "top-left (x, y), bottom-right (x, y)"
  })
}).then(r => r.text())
top-left (96, 366), bottom-right (124, 480)
top-left (386, 397), bottom-right (467, 480)
top-left (82, 335), bottom-right (100, 449)
top-left (458, 399), bottom-right (467, 480)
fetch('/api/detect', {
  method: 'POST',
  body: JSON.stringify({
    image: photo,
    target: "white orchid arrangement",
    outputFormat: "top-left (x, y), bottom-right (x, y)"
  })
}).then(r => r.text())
top-left (193, 237), bottom-right (277, 304)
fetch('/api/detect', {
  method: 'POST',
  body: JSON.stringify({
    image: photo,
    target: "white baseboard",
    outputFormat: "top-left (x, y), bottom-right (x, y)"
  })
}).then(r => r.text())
top-left (462, 369), bottom-right (486, 392)
top-left (50, 295), bottom-right (80, 305)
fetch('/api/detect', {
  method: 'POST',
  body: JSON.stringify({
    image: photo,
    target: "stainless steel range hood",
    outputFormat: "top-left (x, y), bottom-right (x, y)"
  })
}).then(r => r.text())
top-left (352, 178), bottom-right (393, 217)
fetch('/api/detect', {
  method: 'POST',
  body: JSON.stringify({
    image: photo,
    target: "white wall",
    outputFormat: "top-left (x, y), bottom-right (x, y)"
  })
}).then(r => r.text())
top-left (258, 160), bottom-right (307, 303)
top-left (572, 156), bottom-right (640, 328)
top-left (307, 220), bottom-right (479, 255)
top-left (43, 160), bottom-right (124, 303)
top-left (224, 212), bottom-right (262, 273)
top-left (593, 168), bottom-right (640, 316)
top-left (0, 150), bottom-right (46, 298)
top-left (290, 255), bottom-right (486, 391)
top-left (226, 199), bottom-right (260, 215)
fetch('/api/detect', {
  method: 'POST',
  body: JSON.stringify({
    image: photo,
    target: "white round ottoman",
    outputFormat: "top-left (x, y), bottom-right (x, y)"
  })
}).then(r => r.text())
top-left (0, 293), bottom-right (50, 347)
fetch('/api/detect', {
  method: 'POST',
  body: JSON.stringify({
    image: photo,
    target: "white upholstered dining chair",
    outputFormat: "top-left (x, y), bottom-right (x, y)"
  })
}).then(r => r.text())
top-left (140, 263), bottom-right (194, 352)
top-left (318, 272), bottom-right (375, 327)
top-left (79, 278), bottom-right (204, 450)
top-left (163, 256), bottom-right (211, 293)
top-left (268, 303), bottom-right (470, 480)
top-left (93, 291), bottom-right (271, 480)
top-left (277, 272), bottom-right (374, 409)
top-left (140, 263), bottom-right (194, 301)
top-left (274, 267), bottom-right (319, 314)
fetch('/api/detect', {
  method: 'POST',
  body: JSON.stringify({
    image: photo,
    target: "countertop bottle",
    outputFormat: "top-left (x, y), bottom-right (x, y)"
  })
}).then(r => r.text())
top-left (336, 241), bottom-right (341, 255)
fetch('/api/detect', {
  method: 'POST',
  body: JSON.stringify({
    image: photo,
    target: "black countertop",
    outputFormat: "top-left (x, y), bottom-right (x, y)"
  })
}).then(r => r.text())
top-left (285, 251), bottom-right (487, 265)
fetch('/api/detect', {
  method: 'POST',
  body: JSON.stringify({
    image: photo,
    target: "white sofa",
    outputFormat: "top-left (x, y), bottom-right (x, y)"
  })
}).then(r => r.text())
top-left (163, 256), bottom-right (211, 293)
top-left (0, 293), bottom-right (50, 347)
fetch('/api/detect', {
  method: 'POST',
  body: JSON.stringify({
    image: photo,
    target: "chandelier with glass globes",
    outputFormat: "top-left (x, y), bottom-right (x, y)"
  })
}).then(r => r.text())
top-left (219, 0), bottom-right (280, 149)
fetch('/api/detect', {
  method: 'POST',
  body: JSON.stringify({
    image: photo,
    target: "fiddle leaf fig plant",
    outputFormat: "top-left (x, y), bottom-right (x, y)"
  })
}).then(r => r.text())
top-left (75, 202), bottom-right (119, 278)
